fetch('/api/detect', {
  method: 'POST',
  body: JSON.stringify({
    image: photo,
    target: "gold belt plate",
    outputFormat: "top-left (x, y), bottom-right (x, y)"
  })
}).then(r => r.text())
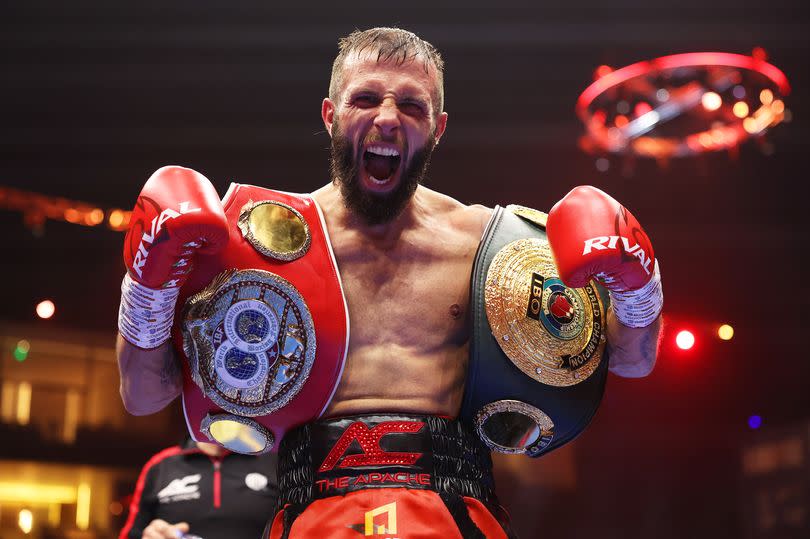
top-left (484, 238), bottom-right (607, 387)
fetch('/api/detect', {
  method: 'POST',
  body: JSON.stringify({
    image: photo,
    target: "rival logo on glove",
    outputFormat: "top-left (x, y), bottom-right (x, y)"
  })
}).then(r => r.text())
top-left (582, 235), bottom-right (653, 275)
top-left (132, 201), bottom-right (202, 278)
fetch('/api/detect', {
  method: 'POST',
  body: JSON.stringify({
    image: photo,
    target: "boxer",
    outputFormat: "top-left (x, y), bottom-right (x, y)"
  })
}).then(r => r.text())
top-left (117, 27), bottom-right (662, 538)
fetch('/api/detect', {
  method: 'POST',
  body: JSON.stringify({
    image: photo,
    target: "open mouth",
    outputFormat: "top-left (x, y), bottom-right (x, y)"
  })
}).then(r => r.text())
top-left (362, 145), bottom-right (401, 184)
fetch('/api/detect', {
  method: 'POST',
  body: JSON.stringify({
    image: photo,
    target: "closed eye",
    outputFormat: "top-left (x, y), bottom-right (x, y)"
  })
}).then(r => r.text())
top-left (350, 94), bottom-right (381, 108)
top-left (398, 100), bottom-right (427, 117)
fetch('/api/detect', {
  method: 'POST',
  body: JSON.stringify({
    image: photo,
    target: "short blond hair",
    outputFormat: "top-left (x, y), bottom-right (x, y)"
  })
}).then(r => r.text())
top-left (329, 27), bottom-right (445, 118)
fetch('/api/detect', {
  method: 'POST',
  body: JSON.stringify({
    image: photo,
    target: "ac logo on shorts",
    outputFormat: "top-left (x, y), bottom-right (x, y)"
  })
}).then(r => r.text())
top-left (319, 421), bottom-right (425, 472)
top-left (349, 502), bottom-right (399, 537)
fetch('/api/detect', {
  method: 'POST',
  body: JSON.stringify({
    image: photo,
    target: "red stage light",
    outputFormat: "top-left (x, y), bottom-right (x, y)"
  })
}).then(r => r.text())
top-left (675, 330), bottom-right (695, 350)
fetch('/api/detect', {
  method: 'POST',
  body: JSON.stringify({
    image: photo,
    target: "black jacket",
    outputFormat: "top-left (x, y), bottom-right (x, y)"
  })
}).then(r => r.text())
top-left (120, 440), bottom-right (278, 539)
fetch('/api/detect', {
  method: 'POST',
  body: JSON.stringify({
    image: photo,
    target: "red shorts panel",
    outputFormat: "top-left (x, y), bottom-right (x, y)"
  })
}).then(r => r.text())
top-left (269, 488), bottom-right (508, 539)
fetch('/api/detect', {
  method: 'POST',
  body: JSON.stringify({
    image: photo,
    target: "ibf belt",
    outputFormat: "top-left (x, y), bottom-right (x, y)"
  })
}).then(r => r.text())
top-left (277, 415), bottom-right (497, 504)
top-left (175, 184), bottom-right (349, 455)
top-left (461, 205), bottom-right (610, 458)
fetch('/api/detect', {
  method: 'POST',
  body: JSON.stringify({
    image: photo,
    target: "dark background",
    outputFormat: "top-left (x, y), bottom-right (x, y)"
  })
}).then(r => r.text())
top-left (2, 1), bottom-right (809, 537)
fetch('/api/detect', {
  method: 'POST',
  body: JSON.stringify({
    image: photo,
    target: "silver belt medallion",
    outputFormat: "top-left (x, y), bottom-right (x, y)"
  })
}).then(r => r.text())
top-left (182, 268), bottom-right (316, 417)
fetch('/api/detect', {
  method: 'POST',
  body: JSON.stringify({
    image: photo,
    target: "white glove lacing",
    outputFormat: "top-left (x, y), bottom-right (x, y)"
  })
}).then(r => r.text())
top-left (118, 273), bottom-right (180, 349)
top-left (608, 259), bottom-right (663, 328)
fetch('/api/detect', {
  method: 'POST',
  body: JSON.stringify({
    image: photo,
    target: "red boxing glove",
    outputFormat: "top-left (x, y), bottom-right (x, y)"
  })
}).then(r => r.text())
top-left (119, 166), bottom-right (229, 348)
top-left (124, 166), bottom-right (229, 289)
top-left (547, 186), bottom-right (662, 327)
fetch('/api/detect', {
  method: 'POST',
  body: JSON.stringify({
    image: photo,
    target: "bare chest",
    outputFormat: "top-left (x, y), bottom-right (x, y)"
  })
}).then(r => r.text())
top-left (333, 230), bottom-right (476, 350)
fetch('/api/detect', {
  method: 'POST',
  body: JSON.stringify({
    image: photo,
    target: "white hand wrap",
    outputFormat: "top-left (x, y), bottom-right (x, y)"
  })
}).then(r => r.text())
top-left (608, 260), bottom-right (663, 328)
top-left (118, 273), bottom-right (180, 349)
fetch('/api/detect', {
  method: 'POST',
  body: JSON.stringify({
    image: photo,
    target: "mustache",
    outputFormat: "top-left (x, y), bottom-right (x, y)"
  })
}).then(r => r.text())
top-left (329, 121), bottom-right (436, 225)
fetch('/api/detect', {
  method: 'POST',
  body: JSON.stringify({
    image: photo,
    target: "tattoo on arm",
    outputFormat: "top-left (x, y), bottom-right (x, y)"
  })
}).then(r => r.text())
top-left (159, 353), bottom-right (180, 387)
top-left (640, 329), bottom-right (657, 360)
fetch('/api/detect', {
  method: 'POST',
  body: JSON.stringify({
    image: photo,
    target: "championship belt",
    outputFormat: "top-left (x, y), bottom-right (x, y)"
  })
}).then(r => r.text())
top-left (173, 184), bottom-right (349, 455)
top-left (461, 205), bottom-right (609, 458)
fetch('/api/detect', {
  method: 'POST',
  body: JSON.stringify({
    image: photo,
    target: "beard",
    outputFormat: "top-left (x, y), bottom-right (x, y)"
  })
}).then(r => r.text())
top-left (330, 120), bottom-right (437, 225)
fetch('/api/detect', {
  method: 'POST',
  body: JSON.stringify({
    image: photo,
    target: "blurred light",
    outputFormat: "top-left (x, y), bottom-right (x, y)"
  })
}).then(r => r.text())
top-left (743, 117), bottom-right (758, 134)
top-left (718, 324), bottom-right (734, 341)
top-left (751, 46), bottom-right (768, 61)
top-left (760, 89), bottom-right (774, 105)
top-left (17, 382), bottom-right (31, 426)
top-left (698, 132), bottom-right (713, 147)
top-left (76, 483), bottom-right (91, 530)
top-left (64, 389), bottom-right (80, 444)
top-left (64, 208), bottom-right (80, 223)
top-left (636, 111), bottom-right (660, 131)
top-left (594, 64), bottom-right (613, 80)
top-left (48, 504), bottom-right (61, 527)
top-left (634, 102), bottom-right (653, 116)
top-left (108, 209), bottom-right (125, 228)
top-left (701, 92), bottom-right (722, 111)
top-left (36, 300), bottom-right (55, 319)
top-left (732, 85), bottom-right (746, 99)
top-left (87, 208), bottom-right (104, 226)
top-left (595, 158), bottom-right (610, 172)
top-left (616, 100), bottom-right (630, 114)
top-left (656, 88), bottom-right (670, 102)
top-left (614, 114), bottom-right (629, 128)
top-left (733, 101), bottom-right (749, 118)
top-left (748, 415), bottom-right (762, 430)
top-left (109, 501), bottom-right (123, 516)
top-left (19, 509), bottom-right (33, 534)
top-left (771, 99), bottom-right (785, 114)
top-left (675, 330), bottom-right (695, 350)
top-left (13, 339), bottom-right (30, 362)
top-left (0, 482), bottom-right (77, 504)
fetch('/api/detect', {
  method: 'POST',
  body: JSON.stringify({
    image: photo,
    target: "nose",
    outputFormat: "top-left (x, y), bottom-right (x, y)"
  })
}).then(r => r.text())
top-left (373, 97), bottom-right (400, 138)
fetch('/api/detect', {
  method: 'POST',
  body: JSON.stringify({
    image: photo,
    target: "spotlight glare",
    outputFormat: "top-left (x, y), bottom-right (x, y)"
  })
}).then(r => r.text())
top-left (701, 92), bottom-right (722, 111)
top-left (748, 415), bottom-right (762, 430)
top-left (36, 300), bottom-right (55, 319)
top-left (718, 324), bottom-right (734, 340)
top-left (18, 509), bottom-right (33, 534)
top-left (675, 330), bottom-right (695, 350)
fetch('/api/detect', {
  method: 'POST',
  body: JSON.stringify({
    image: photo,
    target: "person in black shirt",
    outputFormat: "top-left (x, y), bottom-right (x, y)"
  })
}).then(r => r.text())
top-left (120, 438), bottom-right (278, 539)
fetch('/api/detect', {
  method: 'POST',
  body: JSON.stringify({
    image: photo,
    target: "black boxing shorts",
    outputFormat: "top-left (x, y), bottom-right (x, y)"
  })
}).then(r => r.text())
top-left (264, 414), bottom-right (515, 539)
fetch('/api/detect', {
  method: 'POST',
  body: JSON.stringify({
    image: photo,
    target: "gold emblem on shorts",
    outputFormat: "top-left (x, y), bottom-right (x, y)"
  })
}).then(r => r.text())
top-left (238, 200), bottom-right (311, 261)
top-left (484, 238), bottom-right (606, 387)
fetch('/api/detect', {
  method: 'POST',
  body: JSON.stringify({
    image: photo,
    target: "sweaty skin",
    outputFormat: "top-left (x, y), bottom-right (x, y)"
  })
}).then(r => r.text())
top-left (314, 184), bottom-right (492, 417)
top-left (116, 51), bottom-right (659, 418)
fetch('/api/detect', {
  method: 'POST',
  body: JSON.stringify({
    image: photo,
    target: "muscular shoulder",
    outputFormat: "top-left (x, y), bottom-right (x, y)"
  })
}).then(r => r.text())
top-left (418, 187), bottom-right (493, 240)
